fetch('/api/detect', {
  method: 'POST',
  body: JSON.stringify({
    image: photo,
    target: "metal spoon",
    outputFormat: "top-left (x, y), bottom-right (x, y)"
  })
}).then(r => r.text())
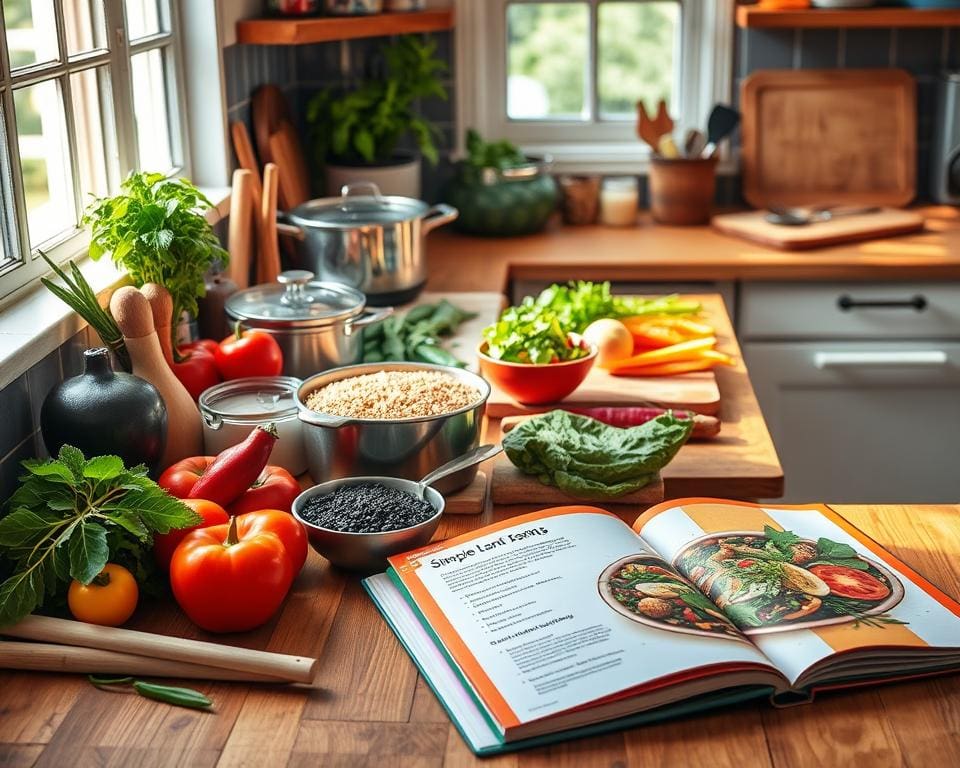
top-left (765, 206), bottom-right (881, 226)
top-left (415, 443), bottom-right (503, 499)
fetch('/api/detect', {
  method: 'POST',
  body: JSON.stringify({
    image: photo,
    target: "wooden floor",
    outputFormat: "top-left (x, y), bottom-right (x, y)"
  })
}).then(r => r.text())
top-left (1, 503), bottom-right (958, 767)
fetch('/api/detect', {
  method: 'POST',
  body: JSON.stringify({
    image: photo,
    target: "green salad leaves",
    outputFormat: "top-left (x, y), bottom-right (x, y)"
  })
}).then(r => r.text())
top-left (0, 446), bottom-right (201, 627)
top-left (503, 410), bottom-right (693, 499)
top-left (482, 281), bottom-right (702, 363)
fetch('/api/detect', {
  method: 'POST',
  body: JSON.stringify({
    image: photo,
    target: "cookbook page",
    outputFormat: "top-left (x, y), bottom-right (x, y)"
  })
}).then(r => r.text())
top-left (388, 506), bottom-right (775, 731)
top-left (634, 498), bottom-right (960, 685)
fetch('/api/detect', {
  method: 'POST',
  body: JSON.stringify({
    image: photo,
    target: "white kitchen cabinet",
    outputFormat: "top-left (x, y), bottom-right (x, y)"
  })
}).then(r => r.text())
top-left (742, 282), bottom-right (960, 503)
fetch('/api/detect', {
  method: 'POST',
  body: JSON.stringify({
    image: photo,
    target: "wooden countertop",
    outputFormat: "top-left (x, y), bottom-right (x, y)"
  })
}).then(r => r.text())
top-left (425, 206), bottom-right (960, 293)
top-left (2, 503), bottom-right (957, 766)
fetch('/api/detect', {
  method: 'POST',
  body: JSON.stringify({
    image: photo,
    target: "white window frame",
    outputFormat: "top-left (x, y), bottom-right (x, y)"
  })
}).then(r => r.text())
top-left (0, 0), bottom-right (190, 302)
top-left (455, 0), bottom-right (735, 174)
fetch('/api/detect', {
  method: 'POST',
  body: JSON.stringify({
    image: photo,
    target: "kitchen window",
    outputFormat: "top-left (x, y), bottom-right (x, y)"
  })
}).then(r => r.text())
top-left (0, 0), bottom-right (187, 301)
top-left (456, 0), bottom-right (734, 173)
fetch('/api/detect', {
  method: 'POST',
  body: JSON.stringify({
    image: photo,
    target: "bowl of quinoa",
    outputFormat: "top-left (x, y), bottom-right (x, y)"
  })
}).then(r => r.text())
top-left (296, 362), bottom-right (490, 493)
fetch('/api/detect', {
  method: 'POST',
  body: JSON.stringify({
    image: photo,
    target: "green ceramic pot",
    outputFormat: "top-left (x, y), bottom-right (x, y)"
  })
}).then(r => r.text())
top-left (441, 156), bottom-right (558, 237)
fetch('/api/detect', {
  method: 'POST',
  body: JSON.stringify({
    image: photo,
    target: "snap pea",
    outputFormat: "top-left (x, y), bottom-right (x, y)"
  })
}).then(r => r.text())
top-left (403, 303), bottom-right (437, 324)
top-left (133, 681), bottom-right (213, 710)
top-left (88, 675), bottom-right (212, 711)
top-left (361, 300), bottom-right (477, 366)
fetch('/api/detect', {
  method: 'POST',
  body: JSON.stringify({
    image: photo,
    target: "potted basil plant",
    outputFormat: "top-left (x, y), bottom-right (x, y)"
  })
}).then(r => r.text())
top-left (305, 35), bottom-right (447, 198)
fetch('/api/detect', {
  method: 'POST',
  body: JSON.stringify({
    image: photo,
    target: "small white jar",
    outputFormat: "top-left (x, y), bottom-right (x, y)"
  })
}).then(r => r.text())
top-left (600, 176), bottom-right (639, 227)
top-left (199, 377), bottom-right (306, 475)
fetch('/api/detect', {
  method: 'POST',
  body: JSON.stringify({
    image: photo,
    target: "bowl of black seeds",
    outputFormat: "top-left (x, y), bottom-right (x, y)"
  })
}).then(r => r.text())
top-left (292, 476), bottom-right (444, 571)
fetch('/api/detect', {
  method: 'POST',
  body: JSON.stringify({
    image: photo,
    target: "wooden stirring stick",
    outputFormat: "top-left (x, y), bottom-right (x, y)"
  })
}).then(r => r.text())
top-left (258, 162), bottom-right (281, 285)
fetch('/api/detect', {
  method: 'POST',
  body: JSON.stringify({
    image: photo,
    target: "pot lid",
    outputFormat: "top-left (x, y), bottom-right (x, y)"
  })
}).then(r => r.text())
top-left (288, 182), bottom-right (428, 228)
top-left (199, 376), bottom-right (303, 422)
top-left (225, 271), bottom-right (367, 329)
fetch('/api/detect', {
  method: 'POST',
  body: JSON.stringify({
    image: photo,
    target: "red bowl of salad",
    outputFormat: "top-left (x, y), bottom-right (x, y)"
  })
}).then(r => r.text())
top-left (477, 336), bottom-right (597, 405)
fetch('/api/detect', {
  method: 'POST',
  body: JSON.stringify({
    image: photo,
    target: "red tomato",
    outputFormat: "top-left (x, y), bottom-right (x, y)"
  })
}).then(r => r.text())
top-left (737, 559), bottom-right (755, 568)
top-left (808, 565), bottom-right (890, 601)
top-left (153, 498), bottom-right (230, 570)
top-left (227, 466), bottom-right (300, 516)
top-left (181, 339), bottom-right (220, 357)
top-left (214, 329), bottom-right (283, 379)
top-left (235, 507), bottom-right (308, 572)
top-left (170, 511), bottom-right (296, 633)
top-left (158, 457), bottom-right (215, 498)
top-left (172, 345), bottom-right (221, 401)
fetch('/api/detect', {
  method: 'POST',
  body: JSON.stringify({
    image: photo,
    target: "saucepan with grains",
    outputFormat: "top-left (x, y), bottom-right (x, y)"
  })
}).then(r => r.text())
top-left (296, 362), bottom-right (490, 493)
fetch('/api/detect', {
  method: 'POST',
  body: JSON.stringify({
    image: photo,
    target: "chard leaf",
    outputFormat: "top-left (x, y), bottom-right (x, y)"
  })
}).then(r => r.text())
top-left (68, 522), bottom-right (109, 584)
top-left (83, 455), bottom-right (125, 481)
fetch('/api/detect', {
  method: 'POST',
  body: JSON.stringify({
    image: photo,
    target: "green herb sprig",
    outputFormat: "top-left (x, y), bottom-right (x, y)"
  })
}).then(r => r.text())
top-left (88, 676), bottom-right (212, 710)
top-left (83, 171), bottom-right (228, 345)
top-left (0, 446), bottom-right (201, 627)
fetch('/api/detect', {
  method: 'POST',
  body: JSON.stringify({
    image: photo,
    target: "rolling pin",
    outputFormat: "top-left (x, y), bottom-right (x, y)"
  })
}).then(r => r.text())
top-left (4, 615), bottom-right (317, 684)
top-left (0, 641), bottom-right (286, 682)
top-left (500, 409), bottom-right (721, 439)
top-left (110, 285), bottom-right (203, 467)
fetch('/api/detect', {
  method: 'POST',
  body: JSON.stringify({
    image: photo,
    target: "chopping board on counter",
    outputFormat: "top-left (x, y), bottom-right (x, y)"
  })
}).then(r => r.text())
top-left (712, 208), bottom-right (925, 251)
top-left (485, 367), bottom-right (721, 418)
top-left (741, 69), bottom-right (916, 209)
top-left (491, 460), bottom-right (664, 508)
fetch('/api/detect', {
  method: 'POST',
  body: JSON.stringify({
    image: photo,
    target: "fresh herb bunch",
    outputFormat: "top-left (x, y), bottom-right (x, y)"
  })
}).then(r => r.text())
top-left (39, 251), bottom-right (131, 372)
top-left (306, 35), bottom-right (447, 166)
top-left (0, 446), bottom-right (201, 627)
top-left (83, 171), bottom-right (228, 339)
top-left (464, 129), bottom-right (526, 170)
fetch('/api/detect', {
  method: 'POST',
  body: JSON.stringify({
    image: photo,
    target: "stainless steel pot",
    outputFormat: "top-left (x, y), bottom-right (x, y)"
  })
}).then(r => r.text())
top-left (280, 182), bottom-right (458, 306)
top-left (296, 362), bottom-right (490, 493)
top-left (225, 271), bottom-right (393, 379)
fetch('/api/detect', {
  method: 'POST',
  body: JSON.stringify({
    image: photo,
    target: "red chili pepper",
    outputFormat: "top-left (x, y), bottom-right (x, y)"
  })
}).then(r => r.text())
top-left (737, 559), bottom-right (755, 568)
top-left (681, 607), bottom-right (698, 622)
top-left (187, 424), bottom-right (279, 506)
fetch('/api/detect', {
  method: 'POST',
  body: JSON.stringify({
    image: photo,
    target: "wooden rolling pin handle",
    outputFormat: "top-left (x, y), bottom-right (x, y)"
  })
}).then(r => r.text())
top-left (5, 615), bottom-right (318, 684)
top-left (0, 642), bottom-right (287, 683)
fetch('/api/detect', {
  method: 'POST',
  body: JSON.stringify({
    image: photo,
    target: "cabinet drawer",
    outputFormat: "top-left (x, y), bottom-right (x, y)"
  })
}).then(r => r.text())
top-left (739, 282), bottom-right (960, 340)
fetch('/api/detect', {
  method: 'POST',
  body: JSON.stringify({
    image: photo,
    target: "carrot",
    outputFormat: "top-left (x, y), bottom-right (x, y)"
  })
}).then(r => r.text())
top-left (606, 336), bottom-right (717, 371)
top-left (610, 358), bottom-right (721, 377)
top-left (669, 318), bottom-right (715, 337)
top-left (698, 350), bottom-right (736, 366)
top-left (629, 326), bottom-right (686, 349)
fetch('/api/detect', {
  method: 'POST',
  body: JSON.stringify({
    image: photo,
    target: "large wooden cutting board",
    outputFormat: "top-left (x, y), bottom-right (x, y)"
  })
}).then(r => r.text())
top-left (741, 69), bottom-right (916, 209)
top-left (491, 460), bottom-right (664, 507)
top-left (485, 366), bottom-right (721, 418)
top-left (712, 208), bottom-right (925, 251)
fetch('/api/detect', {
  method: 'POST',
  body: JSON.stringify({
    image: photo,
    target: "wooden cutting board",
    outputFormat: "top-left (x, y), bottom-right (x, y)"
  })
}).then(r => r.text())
top-left (491, 459), bottom-right (664, 507)
top-left (485, 367), bottom-right (720, 418)
top-left (712, 208), bottom-right (925, 251)
top-left (444, 471), bottom-right (486, 515)
top-left (741, 69), bottom-right (916, 209)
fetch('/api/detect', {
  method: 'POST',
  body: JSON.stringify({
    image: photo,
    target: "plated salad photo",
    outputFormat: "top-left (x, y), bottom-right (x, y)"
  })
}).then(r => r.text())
top-left (598, 555), bottom-right (745, 641)
top-left (672, 527), bottom-right (905, 635)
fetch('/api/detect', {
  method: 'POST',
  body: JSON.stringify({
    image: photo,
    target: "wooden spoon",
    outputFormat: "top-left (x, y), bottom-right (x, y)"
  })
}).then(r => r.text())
top-left (257, 162), bottom-right (281, 285)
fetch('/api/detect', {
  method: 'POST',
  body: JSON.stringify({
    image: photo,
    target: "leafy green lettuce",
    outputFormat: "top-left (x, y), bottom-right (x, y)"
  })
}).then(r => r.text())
top-left (502, 410), bottom-right (693, 499)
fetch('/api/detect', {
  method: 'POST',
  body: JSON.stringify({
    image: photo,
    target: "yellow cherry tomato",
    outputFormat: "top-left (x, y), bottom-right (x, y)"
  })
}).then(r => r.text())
top-left (68, 563), bottom-right (139, 627)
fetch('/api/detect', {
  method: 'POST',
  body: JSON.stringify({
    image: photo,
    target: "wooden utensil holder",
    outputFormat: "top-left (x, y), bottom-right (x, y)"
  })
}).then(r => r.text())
top-left (649, 157), bottom-right (717, 226)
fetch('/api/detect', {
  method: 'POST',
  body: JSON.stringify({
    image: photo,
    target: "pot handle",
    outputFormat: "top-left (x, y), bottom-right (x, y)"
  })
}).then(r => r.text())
top-left (276, 212), bottom-right (306, 241)
top-left (346, 306), bottom-right (394, 336)
top-left (421, 204), bottom-right (459, 234)
top-left (297, 410), bottom-right (351, 428)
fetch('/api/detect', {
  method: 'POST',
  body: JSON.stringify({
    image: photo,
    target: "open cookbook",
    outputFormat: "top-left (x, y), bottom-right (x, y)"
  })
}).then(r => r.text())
top-left (363, 498), bottom-right (960, 755)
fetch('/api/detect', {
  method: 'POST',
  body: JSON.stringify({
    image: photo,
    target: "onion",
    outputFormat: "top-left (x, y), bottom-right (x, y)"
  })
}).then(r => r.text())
top-left (583, 318), bottom-right (634, 368)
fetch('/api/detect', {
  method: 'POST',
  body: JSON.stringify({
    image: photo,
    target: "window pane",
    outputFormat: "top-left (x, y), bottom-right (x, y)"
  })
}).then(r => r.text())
top-left (507, 2), bottom-right (588, 121)
top-left (3, 0), bottom-right (60, 69)
top-left (14, 81), bottom-right (76, 247)
top-left (131, 48), bottom-right (173, 171)
top-left (71, 67), bottom-right (114, 200)
top-left (598, 1), bottom-right (678, 120)
top-left (125, 0), bottom-right (166, 39)
top-left (64, 0), bottom-right (108, 57)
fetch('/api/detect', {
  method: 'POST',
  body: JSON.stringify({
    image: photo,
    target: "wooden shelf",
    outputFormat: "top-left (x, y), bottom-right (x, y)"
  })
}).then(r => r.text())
top-left (236, 9), bottom-right (453, 45)
top-left (736, 6), bottom-right (960, 29)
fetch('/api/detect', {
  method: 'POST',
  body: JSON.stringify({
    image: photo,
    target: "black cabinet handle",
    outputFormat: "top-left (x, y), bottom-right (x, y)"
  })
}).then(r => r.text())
top-left (837, 294), bottom-right (927, 312)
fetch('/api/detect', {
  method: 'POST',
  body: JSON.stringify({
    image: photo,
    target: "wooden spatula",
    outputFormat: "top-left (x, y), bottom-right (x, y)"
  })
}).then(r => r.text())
top-left (257, 162), bottom-right (281, 285)
top-left (269, 123), bottom-right (310, 210)
top-left (636, 98), bottom-right (675, 155)
top-left (227, 168), bottom-right (254, 289)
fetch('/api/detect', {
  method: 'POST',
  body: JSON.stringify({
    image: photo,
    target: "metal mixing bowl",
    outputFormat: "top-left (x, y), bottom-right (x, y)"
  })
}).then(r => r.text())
top-left (292, 476), bottom-right (444, 572)
top-left (295, 362), bottom-right (490, 493)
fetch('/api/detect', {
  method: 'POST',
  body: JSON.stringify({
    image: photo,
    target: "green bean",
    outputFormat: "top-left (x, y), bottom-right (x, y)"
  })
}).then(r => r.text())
top-left (363, 349), bottom-right (385, 363)
top-left (412, 342), bottom-right (462, 368)
top-left (133, 681), bottom-right (213, 710)
top-left (403, 303), bottom-right (436, 324)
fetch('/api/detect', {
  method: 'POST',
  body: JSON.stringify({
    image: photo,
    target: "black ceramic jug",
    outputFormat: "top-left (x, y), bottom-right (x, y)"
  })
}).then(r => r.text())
top-left (40, 347), bottom-right (168, 474)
